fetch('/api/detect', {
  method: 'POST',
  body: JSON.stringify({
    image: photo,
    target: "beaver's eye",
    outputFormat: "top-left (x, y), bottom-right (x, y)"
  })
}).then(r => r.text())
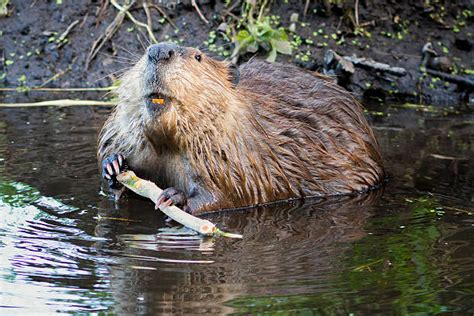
top-left (195, 54), bottom-right (202, 62)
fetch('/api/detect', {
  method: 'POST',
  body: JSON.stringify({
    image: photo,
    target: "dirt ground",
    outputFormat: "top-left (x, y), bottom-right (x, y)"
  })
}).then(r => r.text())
top-left (0, 0), bottom-right (473, 106)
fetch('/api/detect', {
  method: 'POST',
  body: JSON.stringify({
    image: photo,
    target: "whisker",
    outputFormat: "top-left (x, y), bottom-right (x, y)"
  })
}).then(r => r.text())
top-left (101, 89), bottom-right (118, 100)
top-left (93, 66), bottom-right (134, 83)
top-left (115, 44), bottom-right (142, 60)
top-left (142, 29), bottom-right (153, 48)
top-left (97, 51), bottom-right (138, 64)
top-left (136, 31), bottom-right (149, 51)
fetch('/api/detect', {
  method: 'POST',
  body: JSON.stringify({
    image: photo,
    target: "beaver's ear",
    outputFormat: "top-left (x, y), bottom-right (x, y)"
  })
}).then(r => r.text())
top-left (228, 63), bottom-right (240, 86)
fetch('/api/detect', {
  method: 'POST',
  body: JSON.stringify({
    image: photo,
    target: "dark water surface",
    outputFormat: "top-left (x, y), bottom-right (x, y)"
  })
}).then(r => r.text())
top-left (0, 105), bottom-right (472, 314)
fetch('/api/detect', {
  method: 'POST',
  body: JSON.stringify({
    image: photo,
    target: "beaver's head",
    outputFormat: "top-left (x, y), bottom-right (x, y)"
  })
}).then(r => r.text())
top-left (119, 43), bottom-right (240, 119)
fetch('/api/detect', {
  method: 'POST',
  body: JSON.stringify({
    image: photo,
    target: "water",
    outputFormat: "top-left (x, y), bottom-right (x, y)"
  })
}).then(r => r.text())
top-left (0, 105), bottom-right (472, 314)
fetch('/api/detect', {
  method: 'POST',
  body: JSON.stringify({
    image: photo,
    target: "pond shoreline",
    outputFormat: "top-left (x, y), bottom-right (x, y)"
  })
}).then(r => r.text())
top-left (0, 1), bottom-right (472, 107)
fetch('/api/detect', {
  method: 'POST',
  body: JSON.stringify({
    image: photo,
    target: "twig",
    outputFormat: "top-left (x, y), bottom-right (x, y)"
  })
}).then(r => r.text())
top-left (304, 0), bottom-right (310, 17)
top-left (191, 0), bottom-right (209, 24)
top-left (354, 0), bottom-right (360, 27)
top-left (57, 19), bottom-right (80, 48)
top-left (222, 0), bottom-right (240, 20)
top-left (344, 55), bottom-right (407, 76)
top-left (110, 0), bottom-right (157, 44)
top-left (0, 99), bottom-right (115, 107)
top-left (359, 20), bottom-right (377, 27)
top-left (0, 87), bottom-right (116, 92)
top-left (79, 12), bottom-right (89, 28)
top-left (95, 0), bottom-right (110, 28)
top-left (149, 3), bottom-right (177, 29)
top-left (142, 1), bottom-right (154, 42)
top-left (39, 68), bottom-right (70, 87)
top-left (424, 68), bottom-right (474, 89)
top-left (86, 0), bottom-right (133, 69)
top-left (336, 16), bottom-right (344, 31)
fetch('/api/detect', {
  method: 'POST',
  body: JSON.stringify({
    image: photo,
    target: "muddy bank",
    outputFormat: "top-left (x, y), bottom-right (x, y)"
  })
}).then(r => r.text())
top-left (0, 0), bottom-right (473, 107)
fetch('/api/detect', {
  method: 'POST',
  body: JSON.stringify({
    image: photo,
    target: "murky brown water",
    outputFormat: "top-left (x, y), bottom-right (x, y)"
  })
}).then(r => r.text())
top-left (0, 105), bottom-right (472, 314)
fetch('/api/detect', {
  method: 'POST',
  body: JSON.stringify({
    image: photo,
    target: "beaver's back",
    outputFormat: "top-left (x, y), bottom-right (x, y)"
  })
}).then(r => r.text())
top-left (235, 60), bottom-right (384, 196)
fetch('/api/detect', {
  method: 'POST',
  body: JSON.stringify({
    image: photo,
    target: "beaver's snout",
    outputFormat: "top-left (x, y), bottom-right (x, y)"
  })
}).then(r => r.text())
top-left (143, 43), bottom-right (182, 114)
top-left (147, 43), bottom-right (179, 64)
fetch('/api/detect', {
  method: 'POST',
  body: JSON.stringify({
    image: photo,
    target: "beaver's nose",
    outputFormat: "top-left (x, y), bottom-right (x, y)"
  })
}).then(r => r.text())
top-left (147, 43), bottom-right (176, 63)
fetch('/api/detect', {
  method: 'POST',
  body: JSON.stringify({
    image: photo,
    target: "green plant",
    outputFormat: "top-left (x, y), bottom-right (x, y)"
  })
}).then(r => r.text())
top-left (233, 17), bottom-right (291, 62)
top-left (231, 1), bottom-right (291, 62)
top-left (0, 0), bottom-right (8, 17)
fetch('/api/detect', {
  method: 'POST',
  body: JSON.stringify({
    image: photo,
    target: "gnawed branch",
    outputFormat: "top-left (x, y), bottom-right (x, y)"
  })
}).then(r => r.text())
top-left (117, 171), bottom-right (243, 238)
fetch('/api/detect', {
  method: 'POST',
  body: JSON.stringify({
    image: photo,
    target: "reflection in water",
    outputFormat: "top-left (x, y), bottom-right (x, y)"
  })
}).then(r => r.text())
top-left (0, 106), bottom-right (472, 314)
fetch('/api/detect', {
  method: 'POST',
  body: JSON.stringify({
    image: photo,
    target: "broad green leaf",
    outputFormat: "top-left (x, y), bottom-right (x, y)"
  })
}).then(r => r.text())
top-left (279, 29), bottom-right (289, 41)
top-left (266, 48), bottom-right (277, 62)
top-left (272, 39), bottom-right (292, 55)
top-left (236, 30), bottom-right (251, 42)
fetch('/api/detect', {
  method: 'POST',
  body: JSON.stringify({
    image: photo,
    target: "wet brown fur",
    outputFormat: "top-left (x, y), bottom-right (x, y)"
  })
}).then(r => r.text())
top-left (98, 45), bottom-right (384, 214)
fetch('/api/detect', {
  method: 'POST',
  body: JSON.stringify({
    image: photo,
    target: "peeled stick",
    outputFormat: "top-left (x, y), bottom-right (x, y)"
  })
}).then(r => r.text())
top-left (117, 171), bottom-right (242, 238)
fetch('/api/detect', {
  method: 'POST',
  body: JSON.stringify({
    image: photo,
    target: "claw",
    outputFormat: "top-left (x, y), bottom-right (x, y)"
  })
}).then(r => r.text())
top-left (112, 159), bottom-right (120, 174)
top-left (155, 195), bottom-right (165, 210)
top-left (155, 194), bottom-right (174, 210)
top-left (106, 163), bottom-right (113, 175)
top-left (102, 153), bottom-right (128, 190)
top-left (158, 196), bottom-right (165, 205)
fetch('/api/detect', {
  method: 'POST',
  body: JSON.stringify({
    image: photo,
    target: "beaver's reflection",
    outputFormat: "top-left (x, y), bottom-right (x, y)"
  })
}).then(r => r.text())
top-left (93, 189), bottom-right (383, 315)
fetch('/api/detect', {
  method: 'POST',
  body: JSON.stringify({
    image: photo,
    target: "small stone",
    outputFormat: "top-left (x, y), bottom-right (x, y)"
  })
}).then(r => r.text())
top-left (289, 23), bottom-right (296, 33)
top-left (217, 22), bottom-right (227, 33)
top-left (290, 13), bottom-right (299, 23)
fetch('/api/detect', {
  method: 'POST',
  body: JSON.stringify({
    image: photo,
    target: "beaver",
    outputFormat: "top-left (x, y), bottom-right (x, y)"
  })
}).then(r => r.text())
top-left (98, 42), bottom-right (385, 214)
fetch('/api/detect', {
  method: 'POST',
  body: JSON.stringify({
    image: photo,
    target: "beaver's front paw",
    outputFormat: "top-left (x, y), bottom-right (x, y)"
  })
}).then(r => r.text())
top-left (102, 153), bottom-right (128, 189)
top-left (155, 187), bottom-right (190, 212)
